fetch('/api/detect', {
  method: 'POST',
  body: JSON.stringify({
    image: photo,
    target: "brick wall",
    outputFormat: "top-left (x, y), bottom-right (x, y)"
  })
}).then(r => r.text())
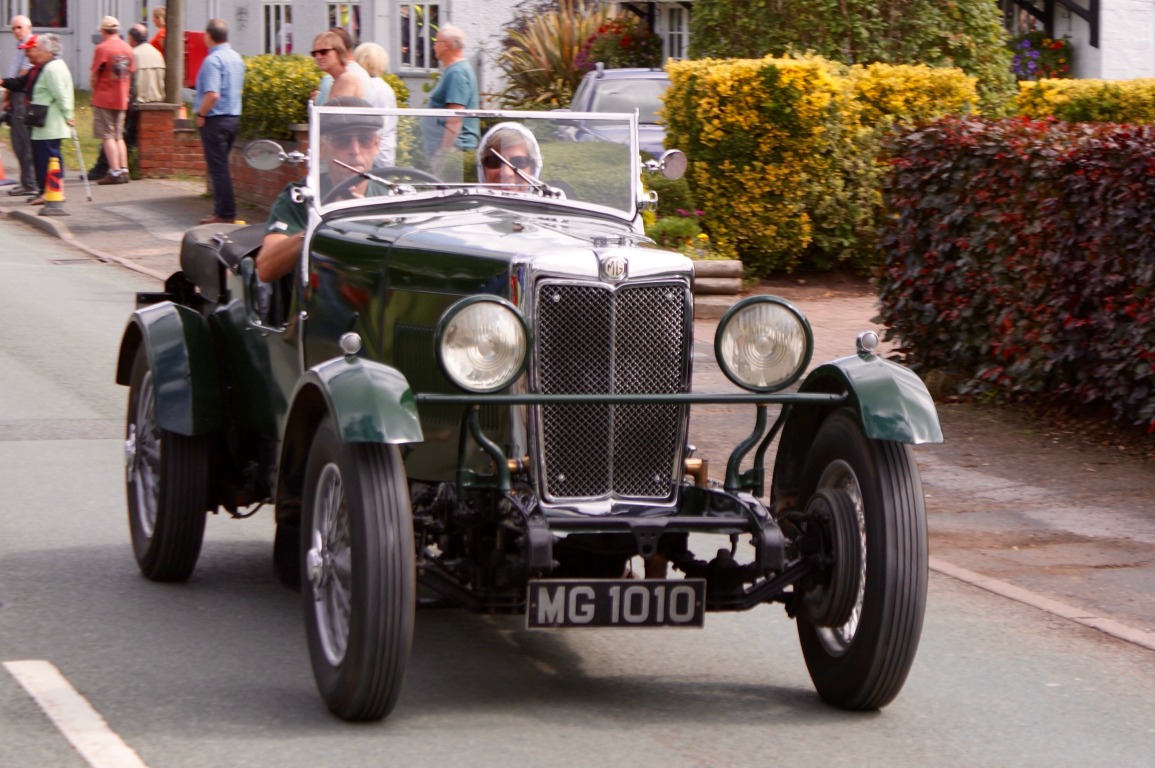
top-left (136, 104), bottom-right (307, 214)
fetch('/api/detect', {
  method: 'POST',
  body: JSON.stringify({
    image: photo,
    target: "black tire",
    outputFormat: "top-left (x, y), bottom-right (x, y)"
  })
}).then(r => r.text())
top-left (301, 416), bottom-right (415, 721)
top-left (795, 407), bottom-right (928, 710)
top-left (125, 346), bottom-right (211, 581)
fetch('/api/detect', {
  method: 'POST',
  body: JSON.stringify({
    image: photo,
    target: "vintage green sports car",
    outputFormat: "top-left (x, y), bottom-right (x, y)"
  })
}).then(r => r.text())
top-left (116, 105), bottom-right (942, 722)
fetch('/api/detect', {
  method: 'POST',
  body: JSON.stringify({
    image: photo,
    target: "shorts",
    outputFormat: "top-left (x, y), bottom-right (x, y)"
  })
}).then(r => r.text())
top-left (93, 107), bottom-right (126, 140)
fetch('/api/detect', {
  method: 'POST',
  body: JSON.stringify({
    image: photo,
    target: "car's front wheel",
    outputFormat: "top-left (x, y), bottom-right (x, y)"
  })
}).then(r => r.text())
top-left (795, 407), bottom-right (928, 710)
top-left (301, 416), bottom-right (415, 722)
top-left (125, 346), bottom-right (211, 581)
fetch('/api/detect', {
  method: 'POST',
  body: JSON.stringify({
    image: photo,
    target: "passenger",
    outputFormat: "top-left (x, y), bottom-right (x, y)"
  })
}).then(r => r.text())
top-left (256, 97), bottom-right (382, 282)
top-left (476, 122), bottom-right (542, 191)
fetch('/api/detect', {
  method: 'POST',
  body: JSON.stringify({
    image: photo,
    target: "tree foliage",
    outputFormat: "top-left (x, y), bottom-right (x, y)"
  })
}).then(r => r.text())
top-left (689, 0), bottom-right (1015, 113)
top-left (496, 0), bottom-right (612, 109)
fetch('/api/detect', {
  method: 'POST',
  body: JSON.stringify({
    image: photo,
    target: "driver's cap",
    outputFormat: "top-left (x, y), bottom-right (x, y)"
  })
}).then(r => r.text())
top-left (322, 96), bottom-right (383, 132)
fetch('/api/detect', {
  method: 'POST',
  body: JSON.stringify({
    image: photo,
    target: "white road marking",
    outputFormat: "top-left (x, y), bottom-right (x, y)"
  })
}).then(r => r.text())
top-left (931, 557), bottom-right (1155, 652)
top-left (3, 660), bottom-right (149, 768)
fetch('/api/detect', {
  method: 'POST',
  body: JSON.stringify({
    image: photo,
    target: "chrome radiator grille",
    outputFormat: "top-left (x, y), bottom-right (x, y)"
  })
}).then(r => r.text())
top-left (534, 281), bottom-right (690, 501)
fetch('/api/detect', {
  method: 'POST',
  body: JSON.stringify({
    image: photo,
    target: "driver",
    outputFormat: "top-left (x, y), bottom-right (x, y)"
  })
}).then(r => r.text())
top-left (476, 122), bottom-right (542, 191)
top-left (256, 96), bottom-right (383, 282)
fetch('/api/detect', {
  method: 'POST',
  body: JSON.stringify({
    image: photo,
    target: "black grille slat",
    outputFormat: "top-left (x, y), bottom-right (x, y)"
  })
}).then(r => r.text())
top-left (535, 281), bottom-right (689, 501)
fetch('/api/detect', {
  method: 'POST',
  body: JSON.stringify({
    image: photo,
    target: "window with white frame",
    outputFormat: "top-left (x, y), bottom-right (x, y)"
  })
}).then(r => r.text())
top-left (658, 4), bottom-right (689, 61)
top-left (398, 2), bottom-right (440, 70)
top-left (262, 2), bottom-right (293, 54)
top-left (328, 2), bottom-right (362, 45)
top-left (26, 0), bottom-right (67, 27)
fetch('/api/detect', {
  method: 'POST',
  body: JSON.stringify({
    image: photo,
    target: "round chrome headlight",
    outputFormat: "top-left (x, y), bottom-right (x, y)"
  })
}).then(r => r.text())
top-left (436, 297), bottom-right (528, 393)
top-left (714, 296), bottom-right (813, 392)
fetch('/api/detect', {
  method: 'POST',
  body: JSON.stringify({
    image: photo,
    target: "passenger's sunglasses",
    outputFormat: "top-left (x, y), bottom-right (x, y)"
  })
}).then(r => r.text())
top-left (328, 132), bottom-right (377, 150)
top-left (482, 154), bottom-right (532, 171)
top-left (310, 48), bottom-right (334, 57)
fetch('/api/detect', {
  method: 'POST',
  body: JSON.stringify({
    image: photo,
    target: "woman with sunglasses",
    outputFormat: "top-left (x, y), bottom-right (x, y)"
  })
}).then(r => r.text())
top-left (476, 122), bottom-right (542, 192)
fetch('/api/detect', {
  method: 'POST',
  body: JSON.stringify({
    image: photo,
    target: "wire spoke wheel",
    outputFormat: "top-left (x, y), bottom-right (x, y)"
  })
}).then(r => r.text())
top-left (302, 416), bottom-right (415, 721)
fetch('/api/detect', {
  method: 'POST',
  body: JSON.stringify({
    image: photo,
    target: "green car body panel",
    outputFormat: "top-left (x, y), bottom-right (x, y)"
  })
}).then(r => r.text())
top-left (294, 355), bottom-right (423, 445)
top-left (116, 301), bottom-right (223, 436)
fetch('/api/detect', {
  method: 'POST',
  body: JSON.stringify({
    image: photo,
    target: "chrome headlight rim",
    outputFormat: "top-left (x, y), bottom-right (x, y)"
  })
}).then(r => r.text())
top-left (435, 296), bottom-right (529, 394)
top-left (713, 295), bottom-right (814, 393)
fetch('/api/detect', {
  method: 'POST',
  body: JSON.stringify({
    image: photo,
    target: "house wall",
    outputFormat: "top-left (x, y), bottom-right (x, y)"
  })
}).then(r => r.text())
top-left (1097, 0), bottom-right (1155, 78)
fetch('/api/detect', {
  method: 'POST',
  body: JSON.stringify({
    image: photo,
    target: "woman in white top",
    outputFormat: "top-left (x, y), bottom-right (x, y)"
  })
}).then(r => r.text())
top-left (352, 42), bottom-right (397, 167)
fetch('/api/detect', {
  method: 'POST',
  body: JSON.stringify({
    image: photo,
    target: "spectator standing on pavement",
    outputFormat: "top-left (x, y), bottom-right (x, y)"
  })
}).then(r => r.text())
top-left (150, 7), bottom-right (166, 58)
top-left (421, 24), bottom-right (479, 173)
top-left (91, 16), bottom-right (135, 186)
top-left (194, 19), bottom-right (245, 225)
top-left (20, 34), bottom-right (74, 206)
top-left (4, 15), bottom-right (37, 197)
top-left (312, 30), bottom-right (369, 105)
top-left (128, 24), bottom-right (165, 150)
top-left (352, 42), bottom-right (397, 166)
top-left (130, 24), bottom-right (165, 104)
top-left (85, 24), bottom-right (164, 182)
top-left (313, 27), bottom-right (355, 105)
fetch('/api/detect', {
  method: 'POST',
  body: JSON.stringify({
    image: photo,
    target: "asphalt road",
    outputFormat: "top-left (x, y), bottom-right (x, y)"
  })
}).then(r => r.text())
top-left (2, 218), bottom-right (1154, 767)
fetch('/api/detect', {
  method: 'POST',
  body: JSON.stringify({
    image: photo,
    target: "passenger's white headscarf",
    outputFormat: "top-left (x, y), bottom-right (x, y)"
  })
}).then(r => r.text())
top-left (476, 122), bottom-right (543, 182)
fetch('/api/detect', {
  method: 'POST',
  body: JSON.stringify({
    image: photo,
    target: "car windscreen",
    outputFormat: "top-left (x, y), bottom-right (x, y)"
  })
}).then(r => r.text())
top-left (589, 79), bottom-right (669, 124)
top-left (309, 107), bottom-right (640, 219)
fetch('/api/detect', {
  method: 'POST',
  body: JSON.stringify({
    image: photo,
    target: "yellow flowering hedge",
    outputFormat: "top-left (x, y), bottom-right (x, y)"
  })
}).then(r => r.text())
top-left (848, 63), bottom-right (979, 126)
top-left (1017, 78), bottom-right (1155, 123)
top-left (664, 56), bottom-right (978, 274)
top-left (664, 57), bottom-right (840, 271)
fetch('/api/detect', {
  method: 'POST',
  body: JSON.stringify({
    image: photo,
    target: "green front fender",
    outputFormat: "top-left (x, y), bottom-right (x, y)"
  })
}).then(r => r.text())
top-left (271, 356), bottom-right (424, 531)
top-left (803, 352), bottom-right (943, 445)
top-left (771, 351), bottom-right (941, 507)
top-left (293, 355), bottom-right (424, 445)
top-left (115, 302), bottom-right (222, 436)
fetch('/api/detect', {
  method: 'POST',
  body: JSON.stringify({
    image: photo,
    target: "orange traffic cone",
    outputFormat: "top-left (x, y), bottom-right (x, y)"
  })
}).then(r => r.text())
top-left (40, 155), bottom-right (67, 217)
top-left (0, 146), bottom-right (12, 187)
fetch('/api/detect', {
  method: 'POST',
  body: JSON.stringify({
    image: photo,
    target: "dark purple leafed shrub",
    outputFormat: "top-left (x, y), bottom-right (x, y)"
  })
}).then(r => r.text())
top-left (876, 116), bottom-right (1155, 431)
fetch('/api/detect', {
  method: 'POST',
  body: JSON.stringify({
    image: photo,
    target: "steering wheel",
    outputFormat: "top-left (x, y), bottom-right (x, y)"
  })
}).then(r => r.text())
top-left (323, 166), bottom-right (443, 204)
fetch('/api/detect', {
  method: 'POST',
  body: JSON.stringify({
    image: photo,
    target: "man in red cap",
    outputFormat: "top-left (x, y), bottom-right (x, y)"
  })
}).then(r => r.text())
top-left (90, 16), bottom-right (134, 185)
top-left (4, 15), bottom-right (37, 196)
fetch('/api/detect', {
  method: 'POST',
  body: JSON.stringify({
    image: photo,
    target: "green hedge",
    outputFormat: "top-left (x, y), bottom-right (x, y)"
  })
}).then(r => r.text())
top-left (876, 116), bottom-right (1155, 432)
top-left (1017, 78), bottom-right (1155, 123)
top-left (663, 56), bottom-right (977, 275)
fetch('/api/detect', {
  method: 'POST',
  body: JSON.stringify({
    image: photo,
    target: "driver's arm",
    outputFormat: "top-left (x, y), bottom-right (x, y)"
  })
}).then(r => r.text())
top-left (256, 231), bottom-right (305, 282)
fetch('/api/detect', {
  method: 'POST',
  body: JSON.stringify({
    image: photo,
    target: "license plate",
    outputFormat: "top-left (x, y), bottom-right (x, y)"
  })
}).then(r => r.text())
top-left (527, 579), bottom-right (706, 629)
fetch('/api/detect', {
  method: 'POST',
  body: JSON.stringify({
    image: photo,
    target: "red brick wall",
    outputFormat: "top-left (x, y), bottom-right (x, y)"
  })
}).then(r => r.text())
top-left (137, 104), bottom-right (204, 178)
top-left (137, 104), bottom-right (307, 214)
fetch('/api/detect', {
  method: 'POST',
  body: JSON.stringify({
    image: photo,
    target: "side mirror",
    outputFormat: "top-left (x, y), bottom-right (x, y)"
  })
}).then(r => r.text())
top-left (646, 149), bottom-right (688, 181)
top-left (243, 139), bottom-right (305, 171)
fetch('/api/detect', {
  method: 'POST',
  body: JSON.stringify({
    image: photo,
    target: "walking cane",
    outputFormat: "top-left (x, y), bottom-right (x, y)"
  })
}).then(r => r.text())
top-left (70, 126), bottom-right (92, 202)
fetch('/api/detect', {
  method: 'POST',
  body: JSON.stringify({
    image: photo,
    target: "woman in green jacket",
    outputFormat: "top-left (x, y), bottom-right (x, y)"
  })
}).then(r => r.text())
top-left (21, 33), bottom-right (74, 205)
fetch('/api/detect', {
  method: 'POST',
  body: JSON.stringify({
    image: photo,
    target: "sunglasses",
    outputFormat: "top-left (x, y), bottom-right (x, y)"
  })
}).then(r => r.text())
top-left (310, 48), bottom-right (334, 57)
top-left (328, 132), bottom-right (377, 150)
top-left (482, 154), bottom-right (532, 171)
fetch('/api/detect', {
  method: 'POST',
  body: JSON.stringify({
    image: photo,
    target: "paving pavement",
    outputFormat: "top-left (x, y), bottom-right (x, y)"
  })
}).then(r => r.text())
top-left (0, 142), bottom-right (244, 282)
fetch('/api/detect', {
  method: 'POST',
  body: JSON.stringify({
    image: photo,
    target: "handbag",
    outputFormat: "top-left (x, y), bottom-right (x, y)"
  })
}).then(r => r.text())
top-left (24, 103), bottom-right (48, 127)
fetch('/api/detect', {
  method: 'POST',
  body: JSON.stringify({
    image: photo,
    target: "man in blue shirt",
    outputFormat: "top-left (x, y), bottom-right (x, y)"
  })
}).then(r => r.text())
top-left (194, 18), bottom-right (245, 224)
top-left (421, 23), bottom-right (479, 175)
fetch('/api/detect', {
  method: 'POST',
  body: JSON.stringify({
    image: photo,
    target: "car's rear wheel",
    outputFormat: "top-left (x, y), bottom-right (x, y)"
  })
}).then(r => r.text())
top-left (125, 346), bottom-right (211, 581)
top-left (302, 416), bottom-right (414, 721)
top-left (795, 407), bottom-right (927, 710)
